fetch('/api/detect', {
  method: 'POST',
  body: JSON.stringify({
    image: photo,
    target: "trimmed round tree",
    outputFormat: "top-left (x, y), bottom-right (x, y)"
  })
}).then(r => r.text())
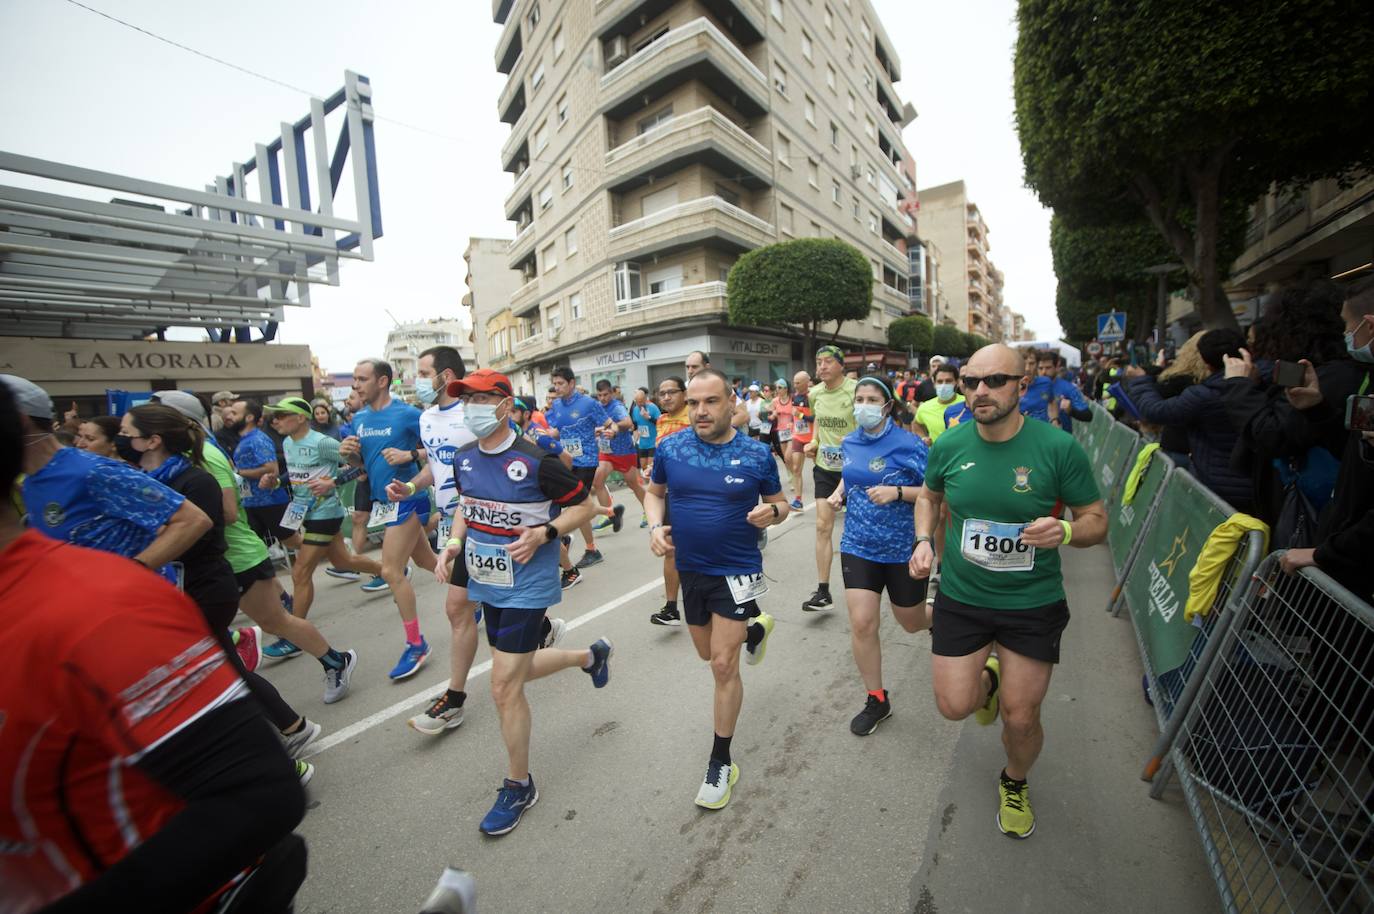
top-left (888, 314), bottom-right (934, 356)
top-left (931, 323), bottom-right (965, 359)
top-left (727, 238), bottom-right (872, 359)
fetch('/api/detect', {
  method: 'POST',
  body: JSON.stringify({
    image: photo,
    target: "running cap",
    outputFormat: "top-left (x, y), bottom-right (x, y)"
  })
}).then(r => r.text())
top-left (150, 390), bottom-right (208, 424)
top-left (929, 355), bottom-right (946, 365)
top-left (0, 375), bottom-right (53, 420)
top-left (748, 383), bottom-right (760, 391)
top-left (211, 389), bottom-right (238, 403)
top-left (263, 396), bottom-right (313, 417)
top-left (815, 345), bottom-right (845, 363)
top-left (512, 398), bottom-right (531, 412)
top-left (447, 368), bottom-right (513, 399)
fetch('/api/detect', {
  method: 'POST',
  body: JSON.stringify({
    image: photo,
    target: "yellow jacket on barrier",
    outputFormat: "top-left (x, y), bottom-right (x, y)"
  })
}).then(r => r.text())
top-left (1184, 514), bottom-right (1270, 622)
top-left (1122, 443), bottom-right (1161, 506)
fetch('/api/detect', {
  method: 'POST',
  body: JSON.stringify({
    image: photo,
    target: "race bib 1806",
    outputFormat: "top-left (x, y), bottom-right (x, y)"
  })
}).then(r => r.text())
top-left (466, 539), bottom-right (514, 588)
top-left (726, 572), bottom-right (768, 606)
top-left (960, 518), bottom-right (1035, 572)
top-left (368, 500), bottom-right (399, 529)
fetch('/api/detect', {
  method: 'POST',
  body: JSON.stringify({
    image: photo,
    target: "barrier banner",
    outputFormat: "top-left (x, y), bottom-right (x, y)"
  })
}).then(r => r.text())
top-left (1107, 449), bottom-right (1171, 575)
top-left (1121, 470), bottom-right (1233, 674)
top-left (1095, 422), bottom-right (1139, 503)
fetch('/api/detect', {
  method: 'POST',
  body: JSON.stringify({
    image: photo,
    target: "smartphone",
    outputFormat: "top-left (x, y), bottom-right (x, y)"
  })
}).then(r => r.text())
top-left (1274, 360), bottom-right (1305, 387)
top-left (1347, 395), bottom-right (1374, 432)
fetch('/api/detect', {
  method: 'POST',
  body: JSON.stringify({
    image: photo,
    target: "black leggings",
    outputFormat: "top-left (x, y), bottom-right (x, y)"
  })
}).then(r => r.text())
top-left (202, 599), bottom-right (300, 732)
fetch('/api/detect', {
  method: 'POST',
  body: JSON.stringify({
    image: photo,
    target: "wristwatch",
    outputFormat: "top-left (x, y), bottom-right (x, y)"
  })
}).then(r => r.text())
top-left (542, 523), bottom-right (559, 542)
top-left (915, 535), bottom-right (934, 546)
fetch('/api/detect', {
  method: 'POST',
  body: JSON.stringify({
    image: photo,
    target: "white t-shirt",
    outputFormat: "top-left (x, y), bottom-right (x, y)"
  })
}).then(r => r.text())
top-left (746, 397), bottom-right (762, 429)
top-left (420, 400), bottom-right (476, 517)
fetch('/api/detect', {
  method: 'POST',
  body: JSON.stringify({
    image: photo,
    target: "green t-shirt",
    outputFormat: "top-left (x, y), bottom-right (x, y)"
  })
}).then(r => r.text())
top-left (810, 377), bottom-right (858, 471)
top-left (916, 393), bottom-right (964, 443)
top-left (201, 442), bottom-right (269, 574)
top-left (283, 430), bottom-right (345, 521)
top-left (924, 417), bottom-right (1098, 609)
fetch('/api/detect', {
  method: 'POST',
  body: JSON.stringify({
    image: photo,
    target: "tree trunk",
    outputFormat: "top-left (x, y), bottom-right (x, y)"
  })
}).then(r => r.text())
top-left (1187, 148), bottom-right (1240, 330)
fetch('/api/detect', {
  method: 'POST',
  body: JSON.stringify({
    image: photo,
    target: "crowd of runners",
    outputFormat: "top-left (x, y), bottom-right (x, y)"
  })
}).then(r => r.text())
top-left (2, 338), bottom-right (1108, 911)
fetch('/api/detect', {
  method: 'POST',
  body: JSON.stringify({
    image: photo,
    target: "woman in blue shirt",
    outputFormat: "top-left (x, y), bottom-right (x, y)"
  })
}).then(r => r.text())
top-left (825, 377), bottom-right (932, 737)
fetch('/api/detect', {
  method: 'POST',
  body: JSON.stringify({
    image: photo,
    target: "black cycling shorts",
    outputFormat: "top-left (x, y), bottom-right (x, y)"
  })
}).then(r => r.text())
top-left (246, 503), bottom-right (295, 545)
top-left (572, 465), bottom-right (598, 490)
top-left (353, 479), bottom-right (371, 513)
top-left (483, 604), bottom-right (547, 654)
top-left (840, 552), bottom-right (928, 607)
top-left (813, 466), bottom-right (843, 499)
top-left (448, 549), bottom-right (470, 588)
top-left (930, 590), bottom-right (1070, 664)
top-left (301, 516), bottom-right (344, 546)
top-left (679, 570), bottom-right (762, 627)
top-left (233, 557), bottom-right (276, 597)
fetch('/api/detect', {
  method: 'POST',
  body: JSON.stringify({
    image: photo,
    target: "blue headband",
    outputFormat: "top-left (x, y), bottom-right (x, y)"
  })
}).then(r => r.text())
top-left (857, 375), bottom-right (893, 400)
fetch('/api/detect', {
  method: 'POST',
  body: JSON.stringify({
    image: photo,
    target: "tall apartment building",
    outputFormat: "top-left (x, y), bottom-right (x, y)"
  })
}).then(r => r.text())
top-left (463, 237), bottom-right (524, 369)
top-left (916, 180), bottom-right (1005, 341)
top-left (383, 318), bottom-right (477, 389)
top-left (484, 0), bottom-right (921, 394)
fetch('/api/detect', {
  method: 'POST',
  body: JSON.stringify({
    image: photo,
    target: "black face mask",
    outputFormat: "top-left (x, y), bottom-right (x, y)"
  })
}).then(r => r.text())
top-left (114, 434), bottom-right (143, 463)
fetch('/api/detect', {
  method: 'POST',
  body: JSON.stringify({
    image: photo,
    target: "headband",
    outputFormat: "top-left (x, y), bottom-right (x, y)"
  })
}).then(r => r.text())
top-left (857, 375), bottom-right (893, 400)
top-left (816, 345), bottom-right (845, 362)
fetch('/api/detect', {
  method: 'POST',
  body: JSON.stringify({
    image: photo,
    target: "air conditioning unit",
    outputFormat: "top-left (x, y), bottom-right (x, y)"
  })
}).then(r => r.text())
top-left (850, 165), bottom-right (863, 180)
top-left (606, 35), bottom-right (629, 68)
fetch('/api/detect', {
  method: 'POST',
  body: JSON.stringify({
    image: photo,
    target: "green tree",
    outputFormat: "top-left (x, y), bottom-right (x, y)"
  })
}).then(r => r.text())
top-left (932, 323), bottom-right (965, 358)
top-left (887, 314), bottom-right (934, 354)
top-left (727, 238), bottom-right (872, 358)
top-left (1015, 0), bottom-right (1374, 329)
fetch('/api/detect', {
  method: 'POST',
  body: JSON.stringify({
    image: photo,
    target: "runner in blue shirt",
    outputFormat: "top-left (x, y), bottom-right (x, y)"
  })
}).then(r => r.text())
top-left (630, 387), bottom-right (661, 474)
top-left (227, 399), bottom-right (292, 548)
top-left (944, 400), bottom-right (973, 429)
top-left (544, 367), bottom-right (618, 568)
top-left (1021, 351), bottom-right (1091, 430)
top-left (339, 358), bottom-right (436, 681)
top-left (431, 369), bottom-right (612, 837)
top-left (825, 376), bottom-right (932, 736)
top-left (645, 368), bottom-right (790, 812)
top-left (593, 379), bottom-right (641, 530)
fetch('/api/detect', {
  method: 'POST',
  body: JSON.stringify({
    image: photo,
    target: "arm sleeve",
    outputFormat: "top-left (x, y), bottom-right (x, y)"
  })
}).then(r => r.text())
top-left (759, 448), bottom-right (782, 496)
top-left (87, 463), bottom-right (184, 532)
top-left (316, 434), bottom-right (343, 466)
top-left (649, 404), bottom-right (661, 421)
top-left (1314, 506), bottom-right (1374, 587)
top-left (900, 438), bottom-right (930, 485)
top-left (1218, 377), bottom-right (1314, 458)
top-left (650, 440), bottom-right (670, 485)
top-left (1128, 376), bottom-right (1204, 426)
top-left (538, 453), bottom-right (589, 506)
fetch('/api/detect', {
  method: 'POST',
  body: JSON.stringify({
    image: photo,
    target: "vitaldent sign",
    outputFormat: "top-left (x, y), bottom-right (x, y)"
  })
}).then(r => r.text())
top-left (0, 338), bottom-right (313, 381)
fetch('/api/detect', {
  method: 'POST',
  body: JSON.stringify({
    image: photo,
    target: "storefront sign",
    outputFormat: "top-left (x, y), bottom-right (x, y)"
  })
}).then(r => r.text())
top-left (0, 338), bottom-right (313, 382)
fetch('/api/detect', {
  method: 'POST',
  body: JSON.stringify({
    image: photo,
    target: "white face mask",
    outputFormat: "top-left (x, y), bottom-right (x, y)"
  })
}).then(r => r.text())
top-left (853, 403), bottom-right (886, 430)
top-left (415, 377), bottom-right (439, 405)
top-left (936, 383), bottom-right (955, 402)
top-left (463, 402), bottom-right (503, 438)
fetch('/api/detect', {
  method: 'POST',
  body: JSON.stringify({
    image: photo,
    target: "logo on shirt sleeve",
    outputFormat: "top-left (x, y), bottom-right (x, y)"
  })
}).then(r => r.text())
top-left (43, 502), bottom-right (65, 527)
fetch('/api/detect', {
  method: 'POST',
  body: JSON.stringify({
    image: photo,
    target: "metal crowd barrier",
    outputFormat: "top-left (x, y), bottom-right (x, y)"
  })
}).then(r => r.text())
top-left (1156, 556), bottom-right (1374, 913)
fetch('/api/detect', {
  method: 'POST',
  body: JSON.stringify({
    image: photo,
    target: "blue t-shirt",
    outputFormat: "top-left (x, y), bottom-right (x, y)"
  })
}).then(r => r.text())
top-left (545, 392), bottom-right (608, 468)
top-left (233, 428), bottom-right (290, 507)
top-left (631, 402), bottom-right (660, 449)
top-left (353, 398), bottom-right (423, 502)
top-left (22, 448), bottom-right (184, 558)
top-left (604, 399), bottom-right (636, 456)
top-left (514, 420), bottom-right (563, 456)
top-left (650, 430), bottom-right (781, 576)
top-left (944, 401), bottom-right (972, 428)
top-left (1020, 376), bottom-right (1089, 425)
top-left (838, 420), bottom-right (928, 564)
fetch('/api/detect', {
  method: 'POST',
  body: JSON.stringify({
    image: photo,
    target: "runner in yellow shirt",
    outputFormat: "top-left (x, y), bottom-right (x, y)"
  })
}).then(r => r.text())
top-left (802, 345), bottom-right (858, 611)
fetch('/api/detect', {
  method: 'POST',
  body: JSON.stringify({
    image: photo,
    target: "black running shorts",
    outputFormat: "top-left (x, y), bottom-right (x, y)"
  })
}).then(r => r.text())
top-left (930, 590), bottom-right (1070, 664)
top-left (301, 516), bottom-right (344, 546)
top-left (840, 552), bottom-right (928, 607)
top-left (353, 479), bottom-right (371, 513)
top-left (812, 466), bottom-right (842, 499)
top-left (233, 557), bottom-right (276, 597)
top-left (246, 503), bottom-right (295, 545)
top-left (572, 465), bottom-right (598, 490)
top-left (448, 548), bottom-right (470, 588)
top-left (483, 604), bottom-right (547, 654)
top-left (679, 570), bottom-right (761, 627)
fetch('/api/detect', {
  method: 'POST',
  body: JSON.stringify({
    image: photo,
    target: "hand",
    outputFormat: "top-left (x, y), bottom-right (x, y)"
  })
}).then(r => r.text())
top-left (260, 472), bottom-right (279, 491)
top-left (746, 503), bottom-right (777, 528)
top-left (1364, 431), bottom-right (1374, 446)
top-left (382, 447), bottom-right (411, 466)
top-left (306, 476), bottom-right (336, 497)
top-left (803, 440), bottom-right (817, 458)
top-left (1123, 365), bottom-right (1147, 379)
top-left (909, 540), bottom-right (935, 580)
top-left (1223, 348), bottom-right (1256, 381)
top-left (1280, 547), bottom-right (1318, 576)
top-left (865, 485), bottom-right (899, 506)
top-left (1155, 349), bottom-right (1169, 368)
top-left (386, 480), bottom-right (412, 503)
top-left (649, 524), bottom-right (674, 557)
top-left (64, 401), bottom-right (79, 423)
top-left (1284, 360), bottom-right (1322, 410)
top-left (1059, 397), bottom-right (1072, 413)
top-left (339, 436), bottom-right (361, 459)
top-left (507, 526), bottom-right (546, 564)
top-left (827, 489), bottom-right (845, 510)
top-left (435, 542), bottom-right (463, 584)
top-left (1020, 516), bottom-right (1067, 548)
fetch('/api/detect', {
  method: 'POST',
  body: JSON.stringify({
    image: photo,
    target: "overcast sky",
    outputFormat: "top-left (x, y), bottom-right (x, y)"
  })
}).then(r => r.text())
top-left (0, 0), bottom-right (1056, 371)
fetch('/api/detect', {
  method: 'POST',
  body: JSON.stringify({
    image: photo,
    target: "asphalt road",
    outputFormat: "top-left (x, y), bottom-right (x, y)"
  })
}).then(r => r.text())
top-left (239, 484), bottom-right (1220, 914)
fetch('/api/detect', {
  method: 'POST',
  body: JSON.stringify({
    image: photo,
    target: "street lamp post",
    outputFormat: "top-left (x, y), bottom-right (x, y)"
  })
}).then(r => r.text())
top-left (1143, 262), bottom-right (1184, 352)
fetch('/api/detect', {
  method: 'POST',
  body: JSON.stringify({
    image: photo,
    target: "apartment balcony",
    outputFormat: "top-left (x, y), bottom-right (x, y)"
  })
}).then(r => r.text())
top-left (875, 282), bottom-right (908, 315)
top-left (604, 106), bottom-right (772, 194)
top-left (608, 195), bottom-right (774, 262)
top-left (510, 276), bottom-right (541, 316)
top-left (507, 220), bottom-right (536, 264)
top-left (600, 17), bottom-right (769, 121)
top-left (492, 0), bottom-right (514, 25)
top-left (880, 237), bottom-right (906, 268)
top-left (495, 14), bottom-right (522, 74)
top-left (595, 0), bottom-right (764, 46)
top-left (515, 329), bottom-right (545, 352)
top-left (503, 167), bottom-right (533, 217)
top-left (615, 279), bottom-right (729, 318)
top-left (497, 53), bottom-right (529, 124)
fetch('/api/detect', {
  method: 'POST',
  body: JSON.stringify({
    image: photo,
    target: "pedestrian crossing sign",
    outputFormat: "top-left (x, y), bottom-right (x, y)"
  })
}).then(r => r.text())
top-left (1097, 312), bottom-right (1127, 342)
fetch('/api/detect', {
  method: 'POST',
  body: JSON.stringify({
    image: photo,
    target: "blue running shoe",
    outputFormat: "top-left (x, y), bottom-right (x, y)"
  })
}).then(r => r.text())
top-left (789, 498), bottom-right (803, 510)
top-left (360, 575), bottom-right (390, 594)
top-left (584, 638), bottom-right (614, 688)
top-left (479, 776), bottom-right (539, 836)
top-left (263, 638), bottom-right (301, 660)
top-left (592, 515), bottom-right (613, 531)
top-left (389, 637), bottom-right (431, 681)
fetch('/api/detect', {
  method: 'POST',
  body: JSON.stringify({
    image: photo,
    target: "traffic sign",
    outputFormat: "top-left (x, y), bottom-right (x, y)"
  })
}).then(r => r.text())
top-left (1086, 341), bottom-right (1103, 357)
top-left (1097, 312), bottom-right (1127, 342)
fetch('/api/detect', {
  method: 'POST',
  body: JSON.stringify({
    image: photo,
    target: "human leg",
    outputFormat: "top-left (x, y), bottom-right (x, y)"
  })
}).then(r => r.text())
top-left (846, 588), bottom-right (884, 692)
top-left (325, 535), bottom-right (382, 578)
top-left (381, 514), bottom-right (423, 624)
top-left (489, 648), bottom-right (537, 780)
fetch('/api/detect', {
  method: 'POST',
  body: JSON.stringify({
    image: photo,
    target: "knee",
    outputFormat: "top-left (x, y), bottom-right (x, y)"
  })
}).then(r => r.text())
top-left (935, 690), bottom-right (975, 722)
top-left (815, 515), bottom-right (834, 536)
top-left (445, 599), bottom-right (475, 628)
top-left (381, 561), bottom-right (406, 582)
top-left (489, 676), bottom-right (521, 709)
top-left (850, 613), bottom-right (879, 640)
top-left (709, 653), bottom-right (739, 684)
top-left (1001, 702), bottom-right (1041, 736)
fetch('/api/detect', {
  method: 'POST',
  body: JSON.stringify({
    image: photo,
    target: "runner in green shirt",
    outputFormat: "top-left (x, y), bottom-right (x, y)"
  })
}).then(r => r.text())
top-left (910, 344), bottom-right (1106, 840)
top-left (800, 345), bottom-right (857, 611)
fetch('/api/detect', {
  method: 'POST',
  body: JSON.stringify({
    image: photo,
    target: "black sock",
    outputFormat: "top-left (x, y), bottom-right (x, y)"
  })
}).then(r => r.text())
top-left (817, 582), bottom-right (830, 596)
top-left (712, 733), bottom-right (732, 766)
top-left (1001, 768), bottom-right (1025, 786)
top-left (985, 664), bottom-right (1000, 699)
top-left (320, 648), bottom-right (346, 671)
top-left (447, 689), bottom-right (466, 707)
top-left (540, 617), bottom-right (552, 640)
top-left (746, 622), bottom-right (765, 648)
top-left (665, 600), bottom-right (677, 612)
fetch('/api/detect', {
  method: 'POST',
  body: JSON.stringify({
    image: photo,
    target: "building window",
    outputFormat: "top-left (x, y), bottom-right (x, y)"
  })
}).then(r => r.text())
top-left (866, 165), bottom-right (876, 186)
top-left (868, 210), bottom-right (878, 233)
top-left (534, 120), bottom-right (549, 154)
top-left (845, 37), bottom-right (853, 63)
top-left (871, 305), bottom-right (882, 327)
top-left (810, 220), bottom-right (822, 237)
top-left (633, 25), bottom-right (669, 53)
top-left (802, 31), bottom-right (813, 62)
top-left (829, 122), bottom-right (839, 148)
top-left (548, 303), bottom-right (562, 333)
top-left (557, 94), bottom-right (569, 126)
top-left (538, 182), bottom-right (553, 210)
top-left (832, 181), bottom-right (841, 204)
top-left (774, 62), bottom-right (787, 96)
top-left (561, 161), bottom-right (574, 191)
top-left (646, 264), bottom-right (683, 295)
top-left (614, 261), bottom-right (642, 302)
top-left (807, 158), bottom-right (819, 188)
top-left (852, 196), bottom-right (860, 221)
top-left (847, 90), bottom-right (856, 114)
top-left (570, 291), bottom-right (584, 320)
top-left (861, 18), bottom-right (871, 41)
top-left (714, 182), bottom-right (741, 207)
top-left (770, 0), bottom-right (783, 24)
top-left (531, 61), bottom-right (545, 93)
top-left (779, 202), bottom-right (794, 235)
top-left (826, 64), bottom-right (836, 91)
top-left (777, 132), bottom-right (792, 167)
top-left (865, 116), bottom-right (875, 139)
top-left (851, 144), bottom-right (859, 167)
top-left (804, 95), bottom-right (816, 126)
top-left (542, 241), bottom-right (557, 271)
top-left (637, 105), bottom-right (673, 135)
top-left (552, 26), bottom-right (565, 60)
top-left (823, 3), bottom-right (833, 31)
top-left (863, 67), bottom-right (872, 91)
top-left (641, 184), bottom-right (680, 217)
top-left (564, 226), bottom-right (578, 255)
top-left (527, 0), bottom-right (540, 30)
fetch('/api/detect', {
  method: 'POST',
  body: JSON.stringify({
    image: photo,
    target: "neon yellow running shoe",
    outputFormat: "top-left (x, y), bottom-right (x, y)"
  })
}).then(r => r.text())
top-left (975, 655), bottom-right (1000, 726)
top-left (745, 612), bottom-right (774, 666)
top-left (997, 771), bottom-right (1034, 838)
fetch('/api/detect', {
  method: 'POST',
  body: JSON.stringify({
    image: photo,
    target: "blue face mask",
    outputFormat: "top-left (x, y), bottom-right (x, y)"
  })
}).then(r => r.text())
top-left (415, 377), bottom-right (439, 405)
top-left (853, 403), bottom-right (886, 430)
top-left (463, 402), bottom-right (503, 438)
top-left (1346, 323), bottom-right (1374, 364)
top-left (935, 383), bottom-right (955, 402)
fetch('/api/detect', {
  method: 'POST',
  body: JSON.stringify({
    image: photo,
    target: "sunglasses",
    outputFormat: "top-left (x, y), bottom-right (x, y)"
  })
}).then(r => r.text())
top-left (961, 373), bottom-right (1021, 390)
top-left (659, 387), bottom-right (684, 395)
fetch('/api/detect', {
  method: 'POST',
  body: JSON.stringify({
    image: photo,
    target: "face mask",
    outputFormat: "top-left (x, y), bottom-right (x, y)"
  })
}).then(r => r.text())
top-left (1346, 325), bottom-right (1374, 364)
top-left (853, 403), bottom-right (886, 430)
top-left (936, 383), bottom-right (955, 401)
top-left (415, 377), bottom-right (439, 405)
top-left (463, 402), bottom-right (503, 438)
top-left (114, 434), bottom-right (143, 463)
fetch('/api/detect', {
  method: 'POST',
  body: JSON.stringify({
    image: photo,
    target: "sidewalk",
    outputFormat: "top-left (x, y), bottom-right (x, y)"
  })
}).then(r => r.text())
top-left (909, 543), bottom-right (1220, 914)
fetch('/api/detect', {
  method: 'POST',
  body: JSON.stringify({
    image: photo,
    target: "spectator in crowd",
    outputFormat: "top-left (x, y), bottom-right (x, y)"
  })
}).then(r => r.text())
top-left (74, 414), bottom-right (122, 459)
top-left (898, 370), bottom-right (920, 403)
top-left (1143, 331), bottom-right (1210, 471)
top-left (212, 389), bottom-right (239, 448)
top-left (1125, 329), bottom-right (1254, 513)
top-left (913, 356), bottom-right (942, 403)
top-left (311, 401), bottom-right (343, 440)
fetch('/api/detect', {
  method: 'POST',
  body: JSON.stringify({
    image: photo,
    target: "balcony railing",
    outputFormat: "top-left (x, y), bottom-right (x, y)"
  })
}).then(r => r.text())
top-left (507, 222), bottom-right (534, 254)
top-left (605, 106), bottom-right (769, 171)
top-left (610, 195), bottom-right (774, 240)
top-left (600, 18), bottom-right (767, 97)
top-left (515, 329), bottom-right (544, 350)
top-left (615, 280), bottom-right (728, 316)
top-left (510, 276), bottom-right (539, 315)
